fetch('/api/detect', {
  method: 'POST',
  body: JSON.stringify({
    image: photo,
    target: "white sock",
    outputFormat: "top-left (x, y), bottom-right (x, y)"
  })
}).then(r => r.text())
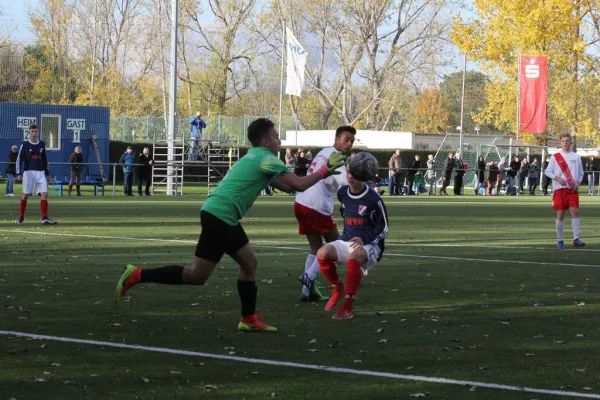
top-left (572, 218), bottom-right (581, 240)
top-left (306, 257), bottom-right (321, 280)
top-left (556, 220), bottom-right (564, 241)
top-left (304, 254), bottom-right (316, 273)
top-left (302, 254), bottom-right (317, 297)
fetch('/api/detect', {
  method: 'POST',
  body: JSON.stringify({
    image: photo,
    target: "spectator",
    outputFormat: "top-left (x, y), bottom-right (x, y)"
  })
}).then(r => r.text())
top-left (486, 160), bottom-right (499, 196)
top-left (388, 149), bottom-right (402, 195)
top-left (413, 170), bottom-right (426, 195)
top-left (285, 148), bottom-right (294, 168)
top-left (519, 158), bottom-right (530, 195)
top-left (585, 155), bottom-right (596, 196)
top-left (528, 158), bottom-right (539, 195)
top-left (294, 150), bottom-right (309, 177)
top-left (498, 156), bottom-right (508, 195)
top-left (440, 152), bottom-right (455, 195)
top-left (541, 156), bottom-right (551, 196)
top-left (476, 156), bottom-right (486, 195)
top-left (368, 172), bottom-right (385, 195)
top-left (119, 146), bottom-right (136, 196)
top-left (68, 146), bottom-right (84, 196)
top-left (407, 154), bottom-right (421, 195)
top-left (426, 154), bottom-right (435, 195)
top-left (305, 151), bottom-right (313, 163)
top-left (453, 153), bottom-right (465, 195)
top-left (507, 156), bottom-right (520, 195)
top-left (5, 144), bottom-right (18, 197)
top-left (188, 112), bottom-right (207, 161)
top-left (138, 146), bottom-right (154, 196)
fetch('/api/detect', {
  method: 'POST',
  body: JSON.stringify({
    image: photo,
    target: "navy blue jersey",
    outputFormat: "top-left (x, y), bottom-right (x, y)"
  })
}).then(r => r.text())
top-left (16, 140), bottom-right (49, 175)
top-left (337, 185), bottom-right (389, 259)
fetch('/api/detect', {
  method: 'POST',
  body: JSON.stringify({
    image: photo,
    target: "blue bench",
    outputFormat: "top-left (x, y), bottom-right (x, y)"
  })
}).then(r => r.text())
top-left (51, 176), bottom-right (105, 196)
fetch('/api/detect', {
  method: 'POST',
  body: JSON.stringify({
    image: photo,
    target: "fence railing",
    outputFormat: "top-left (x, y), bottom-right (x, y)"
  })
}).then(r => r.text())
top-left (110, 114), bottom-right (299, 144)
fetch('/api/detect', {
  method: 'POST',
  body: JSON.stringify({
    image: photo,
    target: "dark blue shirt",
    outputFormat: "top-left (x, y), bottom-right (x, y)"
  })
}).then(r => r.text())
top-left (16, 140), bottom-right (49, 175)
top-left (338, 185), bottom-right (389, 259)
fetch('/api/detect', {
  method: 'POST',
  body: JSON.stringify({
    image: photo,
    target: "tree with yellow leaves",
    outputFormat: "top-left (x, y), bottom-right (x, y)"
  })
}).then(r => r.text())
top-left (416, 89), bottom-right (450, 133)
top-left (452, 0), bottom-right (600, 142)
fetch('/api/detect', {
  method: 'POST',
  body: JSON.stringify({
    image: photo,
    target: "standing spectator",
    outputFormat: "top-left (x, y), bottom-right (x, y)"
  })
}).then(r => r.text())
top-left (486, 160), bottom-right (499, 196)
top-left (507, 156), bottom-right (520, 195)
top-left (407, 154), bottom-right (421, 195)
top-left (120, 146), bottom-right (136, 196)
top-left (519, 158), bottom-right (530, 195)
top-left (453, 153), bottom-right (465, 195)
top-left (5, 144), bottom-right (18, 197)
top-left (528, 158), bottom-right (540, 195)
top-left (476, 156), bottom-right (486, 195)
top-left (585, 155), bottom-right (596, 195)
top-left (440, 152), bottom-right (455, 195)
top-left (426, 154), bottom-right (435, 195)
top-left (138, 146), bottom-right (154, 196)
top-left (285, 148), bottom-right (294, 169)
top-left (68, 146), bottom-right (84, 196)
top-left (541, 156), bottom-right (551, 196)
top-left (294, 150), bottom-right (309, 177)
top-left (388, 149), bottom-right (402, 195)
top-left (305, 151), bottom-right (313, 163)
top-left (497, 156), bottom-right (508, 195)
top-left (188, 112), bottom-right (207, 161)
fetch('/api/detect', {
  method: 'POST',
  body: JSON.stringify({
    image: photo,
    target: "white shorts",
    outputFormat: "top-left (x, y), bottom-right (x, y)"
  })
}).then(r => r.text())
top-left (22, 170), bottom-right (48, 194)
top-left (329, 240), bottom-right (381, 275)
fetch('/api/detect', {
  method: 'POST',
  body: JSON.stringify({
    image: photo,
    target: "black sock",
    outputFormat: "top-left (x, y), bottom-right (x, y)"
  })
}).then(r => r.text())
top-left (141, 265), bottom-right (184, 284)
top-left (237, 280), bottom-right (257, 317)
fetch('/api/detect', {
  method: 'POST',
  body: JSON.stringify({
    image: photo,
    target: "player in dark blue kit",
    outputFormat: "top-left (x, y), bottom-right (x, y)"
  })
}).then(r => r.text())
top-left (15, 125), bottom-right (57, 225)
top-left (317, 167), bottom-right (388, 320)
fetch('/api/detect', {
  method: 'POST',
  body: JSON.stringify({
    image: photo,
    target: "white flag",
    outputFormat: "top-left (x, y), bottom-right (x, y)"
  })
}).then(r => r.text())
top-left (285, 28), bottom-right (308, 97)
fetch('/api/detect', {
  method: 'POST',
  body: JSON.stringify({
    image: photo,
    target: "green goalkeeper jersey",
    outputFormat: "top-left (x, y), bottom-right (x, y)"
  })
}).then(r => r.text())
top-left (202, 147), bottom-right (290, 226)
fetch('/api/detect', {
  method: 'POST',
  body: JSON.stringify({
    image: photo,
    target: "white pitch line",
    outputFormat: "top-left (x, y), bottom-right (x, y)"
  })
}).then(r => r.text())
top-left (2, 229), bottom-right (600, 269)
top-left (1, 331), bottom-right (598, 399)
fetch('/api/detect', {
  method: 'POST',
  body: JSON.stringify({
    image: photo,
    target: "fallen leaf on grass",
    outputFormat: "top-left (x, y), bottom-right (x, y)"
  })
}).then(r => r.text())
top-left (309, 339), bottom-right (317, 344)
top-left (108, 323), bottom-right (121, 327)
top-left (141, 377), bottom-right (149, 383)
top-left (409, 392), bottom-right (428, 397)
top-left (576, 334), bottom-right (585, 338)
top-left (250, 371), bottom-right (259, 375)
top-left (185, 362), bottom-right (204, 367)
top-left (51, 363), bottom-right (60, 367)
top-left (378, 339), bottom-right (388, 344)
top-left (583, 387), bottom-right (594, 391)
top-left (353, 360), bottom-right (362, 363)
top-left (169, 370), bottom-right (181, 374)
top-left (270, 392), bottom-right (276, 398)
top-left (203, 384), bottom-right (218, 392)
top-left (376, 311), bottom-right (385, 316)
top-left (35, 378), bottom-right (46, 383)
top-left (554, 340), bottom-right (567, 344)
top-left (575, 368), bottom-right (586, 373)
top-left (525, 353), bottom-right (535, 357)
top-left (376, 328), bottom-right (384, 334)
top-left (576, 302), bottom-right (585, 307)
top-left (406, 366), bottom-right (413, 370)
top-left (306, 349), bottom-right (317, 353)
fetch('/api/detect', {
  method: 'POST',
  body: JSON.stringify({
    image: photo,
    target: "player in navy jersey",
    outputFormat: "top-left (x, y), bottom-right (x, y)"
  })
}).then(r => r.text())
top-left (317, 167), bottom-right (388, 319)
top-left (15, 125), bottom-right (57, 225)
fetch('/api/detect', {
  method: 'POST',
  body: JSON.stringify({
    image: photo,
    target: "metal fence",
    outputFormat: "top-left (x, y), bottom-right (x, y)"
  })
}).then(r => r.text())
top-left (110, 114), bottom-right (298, 144)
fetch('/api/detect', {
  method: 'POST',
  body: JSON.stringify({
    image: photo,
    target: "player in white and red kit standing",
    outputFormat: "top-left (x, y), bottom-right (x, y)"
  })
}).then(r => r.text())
top-left (294, 126), bottom-right (356, 301)
top-left (544, 133), bottom-right (584, 249)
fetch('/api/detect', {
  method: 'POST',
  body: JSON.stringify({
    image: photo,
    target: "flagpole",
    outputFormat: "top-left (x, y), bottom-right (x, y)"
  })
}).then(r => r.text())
top-left (278, 21), bottom-right (286, 137)
top-left (516, 54), bottom-right (521, 153)
top-left (459, 52), bottom-right (467, 155)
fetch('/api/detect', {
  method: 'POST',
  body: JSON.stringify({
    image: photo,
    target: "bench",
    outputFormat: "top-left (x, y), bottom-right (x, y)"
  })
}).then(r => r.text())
top-left (51, 176), bottom-right (105, 196)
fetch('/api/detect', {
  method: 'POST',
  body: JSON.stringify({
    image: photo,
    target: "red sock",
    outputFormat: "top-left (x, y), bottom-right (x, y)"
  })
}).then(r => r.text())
top-left (19, 199), bottom-right (27, 218)
top-left (343, 259), bottom-right (363, 309)
top-left (41, 200), bottom-right (48, 219)
top-left (318, 258), bottom-right (340, 285)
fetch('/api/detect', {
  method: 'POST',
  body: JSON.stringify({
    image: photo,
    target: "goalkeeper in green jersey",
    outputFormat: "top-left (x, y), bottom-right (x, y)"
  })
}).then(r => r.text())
top-left (115, 118), bottom-right (346, 332)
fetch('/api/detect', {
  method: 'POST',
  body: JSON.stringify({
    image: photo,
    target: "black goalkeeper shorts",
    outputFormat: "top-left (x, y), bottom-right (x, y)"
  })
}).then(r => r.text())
top-left (195, 210), bottom-right (249, 263)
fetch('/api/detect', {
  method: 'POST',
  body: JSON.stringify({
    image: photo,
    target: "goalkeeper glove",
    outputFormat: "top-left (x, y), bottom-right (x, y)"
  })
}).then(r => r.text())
top-left (316, 151), bottom-right (347, 178)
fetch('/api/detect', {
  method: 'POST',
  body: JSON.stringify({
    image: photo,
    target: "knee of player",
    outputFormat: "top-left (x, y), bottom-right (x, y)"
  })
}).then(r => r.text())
top-left (317, 245), bottom-right (335, 260)
top-left (349, 249), bottom-right (367, 263)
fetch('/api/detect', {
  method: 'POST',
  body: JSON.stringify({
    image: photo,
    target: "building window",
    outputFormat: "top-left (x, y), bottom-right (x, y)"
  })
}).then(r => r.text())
top-left (41, 114), bottom-right (61, 150)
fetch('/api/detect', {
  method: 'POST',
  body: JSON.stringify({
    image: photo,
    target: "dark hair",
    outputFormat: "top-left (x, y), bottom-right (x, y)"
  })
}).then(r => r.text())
top-left (127, 145), bottom-right (133, 149)
top-left (29, 124), bottom-right (38, 130)
top-left (247, 118), bottom-right (275, 146)
top-left (335, 126), bottom-right (356, 137)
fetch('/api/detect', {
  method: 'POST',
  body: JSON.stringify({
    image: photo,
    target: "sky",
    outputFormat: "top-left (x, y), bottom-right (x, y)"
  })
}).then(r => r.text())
top-left (0, 0), bottom-right (476, 76)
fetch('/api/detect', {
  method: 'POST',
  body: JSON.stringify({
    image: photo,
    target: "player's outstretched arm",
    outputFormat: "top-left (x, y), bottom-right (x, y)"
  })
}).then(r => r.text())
top-left (270, 177), bottom-right (295, 193)
top-left (276, 152), bottom-right (347, 193)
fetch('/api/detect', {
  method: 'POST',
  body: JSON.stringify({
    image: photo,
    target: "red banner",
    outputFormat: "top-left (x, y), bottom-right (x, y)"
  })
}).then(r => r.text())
top-left (519, 56), bottom-right (548, 133)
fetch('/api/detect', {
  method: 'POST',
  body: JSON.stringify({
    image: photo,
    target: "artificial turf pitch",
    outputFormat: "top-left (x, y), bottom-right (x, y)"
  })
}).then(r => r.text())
top-left (2, 194), bottom-right (600, 399)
